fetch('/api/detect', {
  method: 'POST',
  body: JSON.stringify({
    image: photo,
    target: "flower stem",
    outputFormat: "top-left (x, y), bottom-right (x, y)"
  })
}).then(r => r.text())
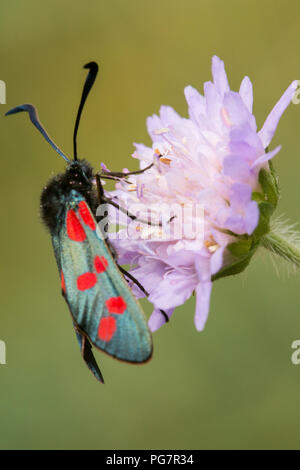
top-left (261, 232), bottom-right (300, 268)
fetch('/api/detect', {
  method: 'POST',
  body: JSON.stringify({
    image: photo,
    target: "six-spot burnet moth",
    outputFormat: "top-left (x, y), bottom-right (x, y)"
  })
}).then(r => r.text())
top-left (5, 62), bottom-right (153, 383)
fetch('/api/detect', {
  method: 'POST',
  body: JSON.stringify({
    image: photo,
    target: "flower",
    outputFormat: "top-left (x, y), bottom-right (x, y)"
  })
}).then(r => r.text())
top-left (106, 56), bottom-right (297, 332)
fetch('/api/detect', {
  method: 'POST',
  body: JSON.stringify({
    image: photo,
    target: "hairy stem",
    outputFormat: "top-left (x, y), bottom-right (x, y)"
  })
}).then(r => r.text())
top-left (261, 232), bottom-right (300, 268)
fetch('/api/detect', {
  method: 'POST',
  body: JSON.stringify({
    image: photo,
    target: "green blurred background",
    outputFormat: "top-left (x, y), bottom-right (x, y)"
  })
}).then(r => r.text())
top-left (1, 0), bottom-right (300, 450)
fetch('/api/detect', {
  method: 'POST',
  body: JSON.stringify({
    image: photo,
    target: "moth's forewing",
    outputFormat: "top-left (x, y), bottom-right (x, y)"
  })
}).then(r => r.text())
top-left (51, 233), bottom-right (105, 382)
top-left (52, 190), bottom-right (152, 364)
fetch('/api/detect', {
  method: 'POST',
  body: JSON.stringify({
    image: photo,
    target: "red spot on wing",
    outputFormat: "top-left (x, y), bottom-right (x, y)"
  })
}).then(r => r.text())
top-left (78, 201), bottom-right (96, 231)
top-left (61, 270), bottom-right (66, 293)
top-left (77, 272), bottom-right (97, 291)
top-left (105, 296), bottom-right (127, 315)
top-left (98, 316), bottom-right (117, 342)
top-left (66, 210), bottom-right (86, 242)
top-left (94, 255), bottom-right (108, 273)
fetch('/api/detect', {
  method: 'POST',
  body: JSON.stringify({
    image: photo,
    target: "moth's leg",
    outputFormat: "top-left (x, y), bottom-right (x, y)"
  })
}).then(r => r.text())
top-left (118, 265), bottom-right (169, 324)
top-left (95, 171), bottom-right (160, 227)
top-left (104, 197), bottom-right (161, 227)
top-left (73, 324), bottom-right (105, 383)
top-left (105, 197), bottom-right (176, 227)
top-left (118, 265), bottom-right (148, 297)
top-left (97, 158), bottom-right (176, 227)
top-left (95, 173), bottom-right (105, 206)
top-left (99, 175), bottom-right (133, 184)
top-left (98, 162), bottom-right (154, 179)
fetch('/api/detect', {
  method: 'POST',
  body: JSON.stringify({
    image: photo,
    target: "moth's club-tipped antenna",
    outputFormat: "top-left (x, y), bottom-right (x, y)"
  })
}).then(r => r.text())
top-left (5, 104), bottom-right (70, 162)
top-left (73, 61), bottom-right (99, 161)
top-left (5, 62), bottom-right (99, 164)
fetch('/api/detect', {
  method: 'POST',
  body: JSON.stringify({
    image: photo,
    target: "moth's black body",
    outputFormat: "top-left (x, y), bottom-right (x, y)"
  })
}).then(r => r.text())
top-left (41, 160), bottom-right (97, 233)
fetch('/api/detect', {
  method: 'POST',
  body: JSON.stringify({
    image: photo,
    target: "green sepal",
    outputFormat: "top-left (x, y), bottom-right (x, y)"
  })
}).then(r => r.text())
top-left (212, 197), bottom-right (273, 282)
top-left (252, 201), bottom-right (272, 242)
top-left (252, 191), bottom-right (265, 203)
top-left (227, 238), bottom-right (252, 256)
top-left (212, 163), bottom-right (281, 282)
top-left (212, 248), bottom-right (256, 281)
top-left (258, 168), bottom-right (278, 211)
top-left (268, 160), bottom-right (280, 197)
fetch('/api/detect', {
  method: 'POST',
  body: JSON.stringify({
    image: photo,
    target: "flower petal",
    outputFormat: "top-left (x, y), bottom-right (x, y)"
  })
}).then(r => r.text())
top-left (251, 145), bottom-right (281, 168)
top-left (212, 55), bottom-right (230, 98)
top-left (131, 261), bottom-right (166, 295)
top-left (239, 76), bottom-right (253, 113)
top-left (148, 270), bottom-right (197, 310)
top-left (147, 114), bottom-right (164, 142)
top-left (223, 154), bottom-right (252, 182)
top-left (211, 247), bottom-right (225, 275)
top-left (223, 91), bottom-right (257, 130)
top-left (133, 142), bottom-right (155, 167)
top-left (148, 308), bottom-right (174, 332)
top-left (194, 281), bottom-right (212, 331)
top-left (258, 80), bottom-right (297, 148)
top-left (204, 80), bottom-right (221, 120)
top-left (184, 85), bottom-right (206, 123)
top-left (160, 105), bottom-right (182, 128)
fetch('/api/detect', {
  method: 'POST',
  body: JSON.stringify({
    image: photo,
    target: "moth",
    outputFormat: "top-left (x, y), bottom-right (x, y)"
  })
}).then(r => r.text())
top-left (6, 62), bottom-right (153, 383)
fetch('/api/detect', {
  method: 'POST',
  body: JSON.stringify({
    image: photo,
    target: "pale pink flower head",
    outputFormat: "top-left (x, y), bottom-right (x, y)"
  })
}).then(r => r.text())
top-left (107, 56), bottom-right (296, 332)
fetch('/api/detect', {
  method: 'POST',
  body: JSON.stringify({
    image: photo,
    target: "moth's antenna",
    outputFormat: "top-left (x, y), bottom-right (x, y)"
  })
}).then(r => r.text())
top-left (73, 61), bottom-right (99, 161)
top-left (5, 104), bottom-right (70, 162)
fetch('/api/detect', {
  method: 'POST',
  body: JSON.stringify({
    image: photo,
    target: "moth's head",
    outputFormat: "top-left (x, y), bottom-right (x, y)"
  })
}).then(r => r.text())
top-left (40, 159), bottom-right (96, 233)
top-left (65, 159), bottom-right (94, 189)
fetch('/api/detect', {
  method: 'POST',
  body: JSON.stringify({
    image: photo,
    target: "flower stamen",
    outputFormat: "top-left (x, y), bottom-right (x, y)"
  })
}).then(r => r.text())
top-left (159, 157), bottom-right (172, 165)
top-left (154, 127), bottom-right (170, 135)
top-left (127, 184), bottom-right (137, 192)
top-left (220, 107), bottom-right (233, 127)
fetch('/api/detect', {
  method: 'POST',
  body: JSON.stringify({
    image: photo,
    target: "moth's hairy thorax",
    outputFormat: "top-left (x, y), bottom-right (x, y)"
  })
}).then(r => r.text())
top-left (40, 159), bottom-right (97, 233)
